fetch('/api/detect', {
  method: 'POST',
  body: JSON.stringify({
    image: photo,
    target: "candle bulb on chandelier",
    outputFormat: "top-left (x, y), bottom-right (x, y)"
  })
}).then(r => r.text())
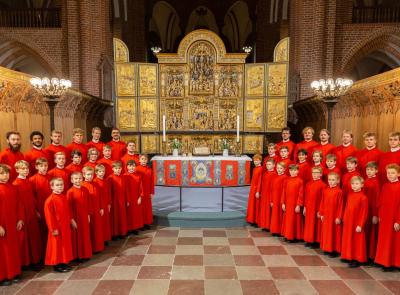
top-left (162, 115), bottom-right (166, 142)
top-left (236, 115), bottom-right (240, 143)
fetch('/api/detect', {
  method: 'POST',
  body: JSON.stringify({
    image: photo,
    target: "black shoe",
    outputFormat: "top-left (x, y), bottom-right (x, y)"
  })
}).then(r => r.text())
top-left (0, 279), bottom-right (12, 286)
top-left (382, 266), bottom-right (396, 272)
top-left (349, 261), bottom-right (360, 268)
top-left (311, 243), bottom-right (319, 249)
top-left (12, 275), bottom-right (21, 283)
top-left (54, 265), bottom-right (68, 273)
top-left (30, 264), bottom-right (43, 272)
top-left (144, 225), bottom-right (151, 230)
top-left (304, 242), bottom-right (313, 248)
top-left (111, 237), bottom-right (118, 241)
top-left (328, 252), bottom-right (339, 258)
top-left (104, 241), bottom-right (110, 246)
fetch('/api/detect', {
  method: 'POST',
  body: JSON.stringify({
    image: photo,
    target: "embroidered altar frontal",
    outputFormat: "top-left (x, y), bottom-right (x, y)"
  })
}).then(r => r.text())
top-left (152, 156), bottom-right (251, 187)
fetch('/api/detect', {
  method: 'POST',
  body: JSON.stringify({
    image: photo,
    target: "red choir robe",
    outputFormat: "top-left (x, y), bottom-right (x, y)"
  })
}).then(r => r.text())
top-left (97, 157), bottom-right (113, 178)
top-left (124, 172), bottom-right (145, 230)
top-left (303, 179), bottom-right (327, 243)
top-left (374, 180), bottom-right (400, 267)
top-left (0, 183), bottom-right (23, 281)
top-left (106, 174), bottom-right (127, 237)
top-left (341, 191), bottom-right (368, 262)
top-left (270, 173), bottom-right (288, 234)
top-left (136, 165), bottom-right (155, 225)
top-left (44, 192), bottom-right (73, 266)
top-left (319, 186), bottom-right (344, 253)
top-left (262, 154), bottom-right (279, 170)
top-left (66, 142), bottom-right (88, 162)
top-left (378, 149), bottom-right (400, 183)
top-left (65, 163), bottom-right (83, 175)
top-left (280, 176), bottom-right (304, 240)
top-left (29, 173), bottom-right (51, 250)
top-left (258, 170), bottom-right (276, 229)
top-left (45, 144), bottom-right (70, 167)
top-left (277, 140), bottom-right (296, 160)
top-left (121, 153), bottom-right (140, 172)
top-left (246, 166), bottom-right (263, 224)
top-left (86, 140), bottom-right (105, 156)
top-left (294, 140), bottom-right (319, 163)
top-left (81, 181), bottom-right (104, 252)
top-left (0, 148), bottom-right (24, 181)
top-left (13, 177), bottom-right (42, 266)
top-left (356, 147), bottom-right (383, 178)
top-left (279, 157), bottom-right (293, 175)
top-left (363, 176), bottom-right (380, 259)
top-left (335, 144), bottom-right (358, 173)
top-left (322, 166), bottom-right (342, 183)
top-left (313, 143), bottom-right (336, 164)
top-left (107, 140), bottom-right (126, 161)
top-left (310, 163), bottom-right (323, 180)
top-left (24, 147), bottom-right (51, 175)
top-left (298, 161), bottom-right (311, 184)
top-left (48, 167), bottom-right (71, 192)
top-left (66, 186), bottom-right (92, 259)
top-left (83, 161), bottom-right (97, 170)
top-left (93, 177), bottom-right (112, 241)
top-left (341, 170), bottom-right (361, 204)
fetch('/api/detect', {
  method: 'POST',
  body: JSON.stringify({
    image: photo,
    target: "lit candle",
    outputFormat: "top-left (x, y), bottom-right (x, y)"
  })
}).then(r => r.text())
top-left (162, 115), bottom-right (166, 142)
top-left (236, 115), bottom-right (240, 142)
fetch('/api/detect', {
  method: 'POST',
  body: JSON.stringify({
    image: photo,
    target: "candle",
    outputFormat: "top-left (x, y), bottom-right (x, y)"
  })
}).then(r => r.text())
top-left (162, 115), bottom-right (166, 142)
top-left (236, 115), bottom-right (240, 142)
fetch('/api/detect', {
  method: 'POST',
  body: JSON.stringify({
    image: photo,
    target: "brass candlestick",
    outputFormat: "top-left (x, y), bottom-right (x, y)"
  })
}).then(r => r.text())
top-left (235, 141), bottom-right (241, 157)
top-left (162, 141), bottom-right (167, 156)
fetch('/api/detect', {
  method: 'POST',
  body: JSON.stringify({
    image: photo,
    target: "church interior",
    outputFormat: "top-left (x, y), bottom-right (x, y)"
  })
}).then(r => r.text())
top-left (0, 0), bottom-right (399, 294)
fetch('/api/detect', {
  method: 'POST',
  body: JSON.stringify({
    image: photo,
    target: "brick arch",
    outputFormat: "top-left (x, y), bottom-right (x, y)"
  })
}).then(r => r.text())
top-left (341, 28), bottom-right (400, 75)
top-left (0, 34), bottom-right (59, 76)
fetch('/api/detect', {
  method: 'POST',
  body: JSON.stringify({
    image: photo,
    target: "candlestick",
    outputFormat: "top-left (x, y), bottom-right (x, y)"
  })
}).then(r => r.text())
top-left (162, 115), bottom-right (166, 142)
top-left (236, 115), bottom-right (240, 142)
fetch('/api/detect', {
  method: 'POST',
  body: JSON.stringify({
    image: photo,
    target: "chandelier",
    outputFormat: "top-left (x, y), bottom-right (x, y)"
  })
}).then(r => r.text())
top-left (151, 46), bottom-right (162, 54)
top-left (242, 46), bottom-right (252, 54)
top-left (30, 77), bottom-right (72, 98)
top-left (310, 78), bottom-right (353, 100)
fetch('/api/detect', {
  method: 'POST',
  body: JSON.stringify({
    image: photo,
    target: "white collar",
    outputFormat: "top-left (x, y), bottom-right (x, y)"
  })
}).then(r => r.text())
top-left (390, 147), bottom-right (400, 152)
top-left (56, 165), bottom-right (64, 169)
top-left (282, 139), bottom-right (290, 143)
top-left (342, 142), bottom-right (351, 147)
top-left (32, 146), bottom-right (43, 151)
top-left (366, 146), bottom-right (376, 151)
top-left (91, 139), bottom-right (99, 143)
top-left (320, 141), bottom-right (329, 146)
top-left (51, 143), bottom-right (60, 146)
top-left (17, 175), bottom-right (26, 179)
top-left (390, 179), bottom-right (399, 183)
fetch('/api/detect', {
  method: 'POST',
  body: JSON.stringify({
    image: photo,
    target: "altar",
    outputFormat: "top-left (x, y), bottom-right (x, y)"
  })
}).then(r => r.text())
top-left (151, 155), bottom-right (251, 213)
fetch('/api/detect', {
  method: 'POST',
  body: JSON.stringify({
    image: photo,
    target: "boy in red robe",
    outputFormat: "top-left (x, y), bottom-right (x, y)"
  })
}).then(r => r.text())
top-left (29, 157), bottom-right (52, 251)
top-left (136, 154), bottom-right (155, 229)
top-left (66, 128), bottom-right (88, 161)
top-left (258, 159), bottom-right (276, 230)
top-left (121, 141), bottom-right (140, 172)
top-left (374, 164), bottom-right (400, 271)
top-left (270, 162), bottom-right (288, 236)
top-left (293, 127), bottom-right (319, 163)
top-left (279, 146), bottom-right (292, 175)
top-left (84, 148), bottom-right (99, 169)
top-left (297, 149), bottom-right (311, 184)
top-left (44, 177), bottom-right (73, 273)
top-left (303, 166), bottom-right (327, 248)
top-left (311, 150), bottom-right (323, 170)
top-left (124, 160), bottom-right (144, 233)
top-left (356, 132), bottom-right (383, 178)
top-left (276, 127), bottom-right (296, 160)
top-left (0, 164), bottom-right (24, 286)
top-left (45, 130), bottom-right (70, 167)
top-left (314, 129), bottom-right (336, 165)
top-left (323, 154), bottom-right (341, 182)
top-left (81, 166), bottom-right (104, 253)
top-left (262, 143), bottom-right (279, 169)
top-left (97, 145), bottom-right (113, 177)
top-left (246, 154), bottom-right (263, 225)
top-left (13, 160), bottom-right (43, 270)
top-left (67, 172), bottom-right (92, 262)
top-left (107, 128), bottom-right (126, 160)
top-left (364, 161), bottom-right (380, 261)
top-left (0, 131), bottom-right (25, 181)
top-left (335, 130), bottom-right (358, 173)
top-left (65, 150), bottom-right (83, 174)
top-left (281, 164), bottom-right (304, 242)
top-left (341, 175), bottom-right (368, 268)
top-left (341, 156), bottom-right (361, 204)
top-left (48, 152), bottom-right (71, 192)
top-left (107, 161), bottom-right (127, 239)
top-left (24, 131), bottom-right (51, 175)
top-left (319, 172), bottom-right (344, 257)
top-left (378, 131), bottom-right (400, 183)
top-left (94, 164), bottom-right (112, 242)
top-left (86, 127), bottom-right (105, 155)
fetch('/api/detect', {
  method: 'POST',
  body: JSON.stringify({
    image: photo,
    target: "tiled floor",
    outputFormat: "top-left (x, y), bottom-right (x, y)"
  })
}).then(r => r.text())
top-left (2, 227), bottom-right (399, 295)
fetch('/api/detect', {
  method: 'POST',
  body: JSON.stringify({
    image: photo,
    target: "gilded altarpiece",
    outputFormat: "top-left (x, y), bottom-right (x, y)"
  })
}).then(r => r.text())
top-left (113, 33), bottom-right (289, 154)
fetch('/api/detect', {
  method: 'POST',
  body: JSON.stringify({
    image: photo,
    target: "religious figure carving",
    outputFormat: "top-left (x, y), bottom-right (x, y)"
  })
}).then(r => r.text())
top-left (217, 66), bottom-right (240, 97)
top-left (267, 99), bottom-right (286, 130)
top-left (166, 70), bottom-right (185, 97)
top-left (165, 99), bottom-right (184, 130)
top-left (246, 65), bottom-right (264, 96)
top-left (189, 42), bottom-right (215, 95)
top-left (139, 65), bottom-right (157, 96)
top-left (245, 99), bottom-right (263, 131)
top-left (218, 99), bottom-right (237, 130)
top-left (140, 99), bottom-right (157, 130)
top-left (268, 64), bottom-right (287, 96)
top-left (189, 97), bottom-right (214, 130)
top-left (115, 64), bottom-right (135, 96)
top-left (117, 99), bottom-right (136, 130)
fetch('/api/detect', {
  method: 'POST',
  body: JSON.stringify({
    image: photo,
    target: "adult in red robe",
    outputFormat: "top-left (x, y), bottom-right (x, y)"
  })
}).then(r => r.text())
top-left (13, 174), bottom-right (43, 267)
top-left (334, 130), bottom-right (358, 173)
top-left (45, 130), bottom-right (70, 167)
top-left (356, 132), bottom-right (383, 178)
top-left (313, 129), bottom-right (336, 165)
top-left (270, 163), bottom-right (288, 235)
top-left (293, 127), bottom-right (319, 164)
top-left (0, 175), bottom-right (23, 285)
top-left (276, 127), bottom-right (296, 160)
top-left (319, 180), bottom-right (344, 254)
top-left (121, 141), bottom-right (140, 172)
top-left (281, 172), bottom-right (304, 241)
top-left (378, 132), bottom-right (400, 183)
top-left (374, 170), bottom-right (400, 268)
top-left (124, 168), bottom-right (145, 231)
top-left (135, 156), bottom-right (155, 226)
top-left (93, 174), bottom-right (112, 241)
top-left (341, 189), bottom-right (368, 265)
top-left (303, 170), bottom-right (327, 245)
top-left (66, 128), bottom-right (88, 161)
top-left (67, 181), bottom-right (92, 260)
top-left (107, 128), bottom-right (126, 160)
top-left (246, 156), bottom-right (263, 224)
top-left (86, 127), bottom-right (105, 155)
top-left (24, 131), bottom-right (51, 175)
top-left (0, 132), bottom-right (25, 181)
top-left (258, 164), bottom-right (276, 229)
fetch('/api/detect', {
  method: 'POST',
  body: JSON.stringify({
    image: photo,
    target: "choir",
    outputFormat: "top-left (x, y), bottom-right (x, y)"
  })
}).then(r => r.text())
top-left (0, 127), bottom-right (154, 286)
top-left (247, 127), bottom-right (400, 271)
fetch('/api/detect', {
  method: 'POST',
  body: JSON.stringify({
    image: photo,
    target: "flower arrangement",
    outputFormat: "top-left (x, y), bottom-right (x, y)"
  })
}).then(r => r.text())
top-left (220, 139), bottom-right (230, 150)
top-left (171, 138), bottom-right (181, 150)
